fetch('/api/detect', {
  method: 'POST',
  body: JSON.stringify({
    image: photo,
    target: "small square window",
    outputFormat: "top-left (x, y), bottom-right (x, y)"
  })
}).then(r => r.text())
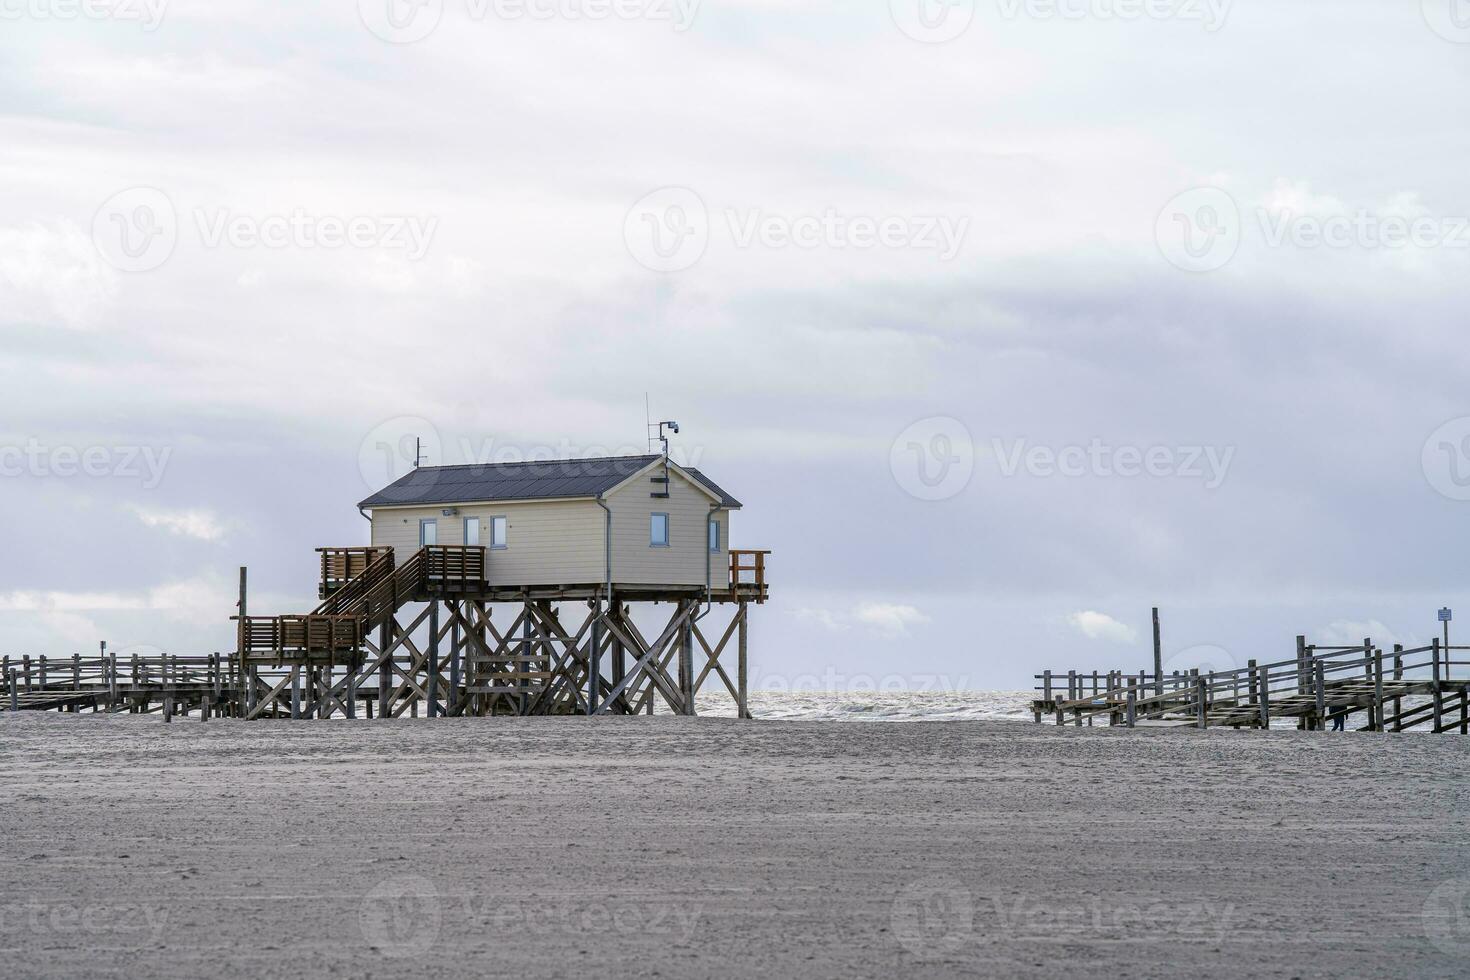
top-left (650, 513), bottom-right (669, 548)
top-left (490, 516), bottom-right (508, 549)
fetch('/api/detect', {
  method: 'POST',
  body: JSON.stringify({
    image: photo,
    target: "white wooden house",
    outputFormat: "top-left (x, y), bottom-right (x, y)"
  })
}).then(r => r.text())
top-left (358, 455), bottom-right (744, 591)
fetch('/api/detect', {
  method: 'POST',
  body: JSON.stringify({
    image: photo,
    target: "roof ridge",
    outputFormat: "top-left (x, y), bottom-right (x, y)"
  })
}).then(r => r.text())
top-left (409, 453), bottom-right (659, 473)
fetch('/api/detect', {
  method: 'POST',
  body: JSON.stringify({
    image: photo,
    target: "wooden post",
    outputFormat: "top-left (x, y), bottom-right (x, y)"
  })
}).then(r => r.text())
top-left (680, 602), bottom-right (696, 717)
top-left (1195, 671), bottom-right (1206, 730)
top-left (588, 598), bottom-right (603, 715)
top-left (1314, 658), bottom-right (1326, 731)
top-left (291, 667), bottom-right (302, 720)
top-left (427, 600), bottom-right (440, 718)
top-left (520, 607), bottom-right (532, 717)
top-left (611, 605), bottom-right (626, 707)
top-left (1432, 638), bottom-right (1443, 732)
top-left (1152, 607), bottom-right (1163, 699)
top-left (737, 602), bottom-right (750, 721)
top-left (237, 566), bottom-right (248, 716)
top-left (7, 668), bottom-right (17, 712)
top-left (378, 606), bottom-right (391, 720)
top-left (1125, 684), bottom-right (1136, 728)
top-left (449, 602), bottom-right (461, 717)
top-left (346, 662), bottom-right (358, 720)
top-left (1372, 646), bottom-right (1384, 733)
top-left (1258, 662), bottom-right (1271, 730)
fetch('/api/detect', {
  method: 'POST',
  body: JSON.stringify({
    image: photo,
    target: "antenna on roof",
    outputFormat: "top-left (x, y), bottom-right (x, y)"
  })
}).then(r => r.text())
top-left (644, 393), bottom-right (653, 453)
top-left (413, 437), bottom-right (427, 470)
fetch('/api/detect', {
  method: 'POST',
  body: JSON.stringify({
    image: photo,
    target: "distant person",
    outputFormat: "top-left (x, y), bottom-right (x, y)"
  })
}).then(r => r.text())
top-left (1332, 711), bottom-right (1345, 732)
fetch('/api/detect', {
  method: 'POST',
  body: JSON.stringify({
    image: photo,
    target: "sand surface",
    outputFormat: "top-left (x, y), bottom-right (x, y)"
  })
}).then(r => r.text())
top-left (2, 714), bottom-right (1468, 979)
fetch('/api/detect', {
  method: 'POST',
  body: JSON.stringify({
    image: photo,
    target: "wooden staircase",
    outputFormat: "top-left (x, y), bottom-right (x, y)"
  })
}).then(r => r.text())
top-left (237, 545), bottom-right (487, 665)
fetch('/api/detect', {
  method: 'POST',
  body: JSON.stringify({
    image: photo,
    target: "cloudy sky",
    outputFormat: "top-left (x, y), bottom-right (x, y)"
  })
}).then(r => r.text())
top-left (2, 0), bottom-right (1468, 689)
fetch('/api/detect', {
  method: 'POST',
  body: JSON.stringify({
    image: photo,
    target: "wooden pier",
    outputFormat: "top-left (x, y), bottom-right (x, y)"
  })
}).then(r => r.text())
top-left (3, 543), bottom-right (770, 722)
top-left (1034, 636), bottom-right (1470, 733)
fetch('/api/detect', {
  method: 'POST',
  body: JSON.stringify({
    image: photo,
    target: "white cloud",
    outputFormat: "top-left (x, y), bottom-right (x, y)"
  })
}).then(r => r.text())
top-left (0, 220), bottom-right (116, 328)
top-left (1317, 619), bottom-right (1409, 648)
top-left (126, 505), bottom-right (232, 542)
top-left (1067, 611), bottom-right (1137, 644)
top-left (794, 607), bottom-right (850, 632)
top-left (854, 603), bottom-right (931, 636)
top-left (0, 575), bottom-right (235, 627)
top-left (795, 602), bottom-right (931, 637)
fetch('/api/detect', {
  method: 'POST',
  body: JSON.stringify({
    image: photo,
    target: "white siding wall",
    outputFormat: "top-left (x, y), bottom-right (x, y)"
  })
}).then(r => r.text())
top-left (606, 466), bottom-right (728, 587)
top-left (371, 499), bottom-right (605, 587)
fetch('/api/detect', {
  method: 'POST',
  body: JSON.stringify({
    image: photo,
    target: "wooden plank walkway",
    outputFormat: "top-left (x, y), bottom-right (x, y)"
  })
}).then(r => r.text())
top-left (1034, 636), bottom-right (1470, 734)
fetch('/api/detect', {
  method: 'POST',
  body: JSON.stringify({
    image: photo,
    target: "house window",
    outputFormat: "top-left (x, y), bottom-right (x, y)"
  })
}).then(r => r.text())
top-left (708, 518), bottom-right (721, 553)
top-left (419, 519), bottom-right (437, 547)
top-left (464, 517), bottom-right (480, 547)
top-left (650, 513), bottom-right (669, 548)
top-left (490, 516), bottom-right (508, 550)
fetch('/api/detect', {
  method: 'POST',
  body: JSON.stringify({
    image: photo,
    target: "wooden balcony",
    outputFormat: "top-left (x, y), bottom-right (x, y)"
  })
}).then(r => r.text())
top-left (236, 614), bottom-right (365, 664)
top-left (728, 550), bottom-right (770, 604)
top-left (422, 545), bottom-right (486, 593)
top-left (317, 546), bottom-right (393, 599)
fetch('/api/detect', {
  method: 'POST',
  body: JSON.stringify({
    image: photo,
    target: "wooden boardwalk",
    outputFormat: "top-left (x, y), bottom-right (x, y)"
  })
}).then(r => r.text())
top-left (1034, 637), bottom-right (1470, 733)
top-left (3, 544), bottom-right (768, 722)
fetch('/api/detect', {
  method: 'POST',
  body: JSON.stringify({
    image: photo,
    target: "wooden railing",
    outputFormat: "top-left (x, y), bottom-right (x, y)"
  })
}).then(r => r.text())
top-left (729, 550), bottom-right (770, 602)
top-left (1035, 640), bottom-right (1470, 731)
top-left (318, 546), bottom-right (393, 598)
top-left (237, 545), bottom-right (488, 660)
top-left (423, 545), bottom-right (486, 591)
top-left (314, 548), bottom-right (396, 616)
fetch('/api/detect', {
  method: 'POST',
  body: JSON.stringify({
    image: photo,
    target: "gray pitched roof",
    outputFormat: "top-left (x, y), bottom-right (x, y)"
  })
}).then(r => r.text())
top-left (358, 455), bottom-right (742, 509)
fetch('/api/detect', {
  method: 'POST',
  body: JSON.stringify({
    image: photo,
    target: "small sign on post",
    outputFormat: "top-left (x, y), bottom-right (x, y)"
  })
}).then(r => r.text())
top-left (1438, 608), bottom-right (1452, 623)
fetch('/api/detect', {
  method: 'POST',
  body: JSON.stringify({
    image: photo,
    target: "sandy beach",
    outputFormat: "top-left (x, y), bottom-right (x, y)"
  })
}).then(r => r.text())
top-left (2, 714), bottom-right (1467, 979)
